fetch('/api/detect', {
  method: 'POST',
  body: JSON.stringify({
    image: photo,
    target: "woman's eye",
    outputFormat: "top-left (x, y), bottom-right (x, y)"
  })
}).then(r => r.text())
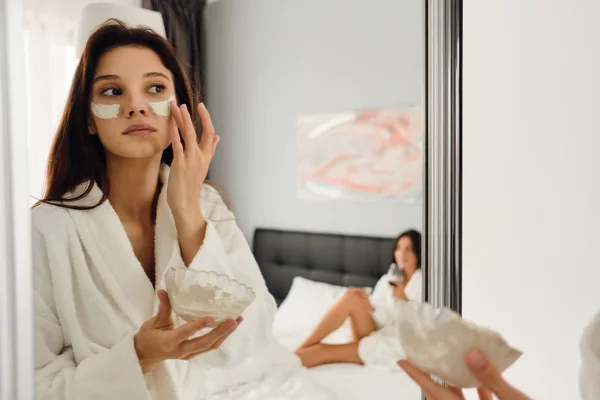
top-left (149, 84), bottom-right (165, 94)
top-left (100, 88), bottom-right (121, 96)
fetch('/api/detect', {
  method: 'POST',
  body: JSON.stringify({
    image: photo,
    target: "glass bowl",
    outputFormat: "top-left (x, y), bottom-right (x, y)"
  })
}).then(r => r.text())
top-left (395, 301), bottom-right (522, 388)
top-left (164, 267), bottom-right (256, 328)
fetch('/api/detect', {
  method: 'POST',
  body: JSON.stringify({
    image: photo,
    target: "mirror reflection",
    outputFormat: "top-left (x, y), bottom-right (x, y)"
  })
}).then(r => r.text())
top-left (24, 0), bottom-right (424, 398)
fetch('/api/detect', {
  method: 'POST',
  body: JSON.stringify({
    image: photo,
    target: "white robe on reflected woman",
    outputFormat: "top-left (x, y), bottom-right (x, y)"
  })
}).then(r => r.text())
top-left (357, 270), bottom-right (422, 369)
top-left (33, 165), bottom-right (276, 400)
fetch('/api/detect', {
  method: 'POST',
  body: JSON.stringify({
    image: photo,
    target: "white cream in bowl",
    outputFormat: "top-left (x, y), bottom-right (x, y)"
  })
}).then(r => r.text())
top-left (165, 267), bottom-right (256, 328)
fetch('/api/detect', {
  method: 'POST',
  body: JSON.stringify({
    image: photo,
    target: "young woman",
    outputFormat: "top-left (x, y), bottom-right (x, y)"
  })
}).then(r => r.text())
top-left (294, 229), bottom-right (422, 368)
top-left (33, 20), bottom-right (276, 399)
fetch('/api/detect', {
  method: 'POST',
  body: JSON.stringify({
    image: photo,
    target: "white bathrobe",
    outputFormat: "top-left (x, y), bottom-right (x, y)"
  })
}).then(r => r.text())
top-left (580, 307), bottom-right (600, 399)
top-left (33, 166), bottom-right (277, 400)
top-left (357, 270), bottom-right (423, 369)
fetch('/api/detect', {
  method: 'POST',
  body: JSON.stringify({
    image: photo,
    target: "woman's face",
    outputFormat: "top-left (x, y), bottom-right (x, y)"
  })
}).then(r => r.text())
top-left (394, 236), bottom-right (418, 270)
top-left (89, 45), bottom-right (177, 159)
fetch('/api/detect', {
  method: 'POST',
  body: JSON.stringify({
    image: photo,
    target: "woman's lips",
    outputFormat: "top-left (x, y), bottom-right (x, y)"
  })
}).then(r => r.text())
top-left (123, 123), bottom-right (157, 136)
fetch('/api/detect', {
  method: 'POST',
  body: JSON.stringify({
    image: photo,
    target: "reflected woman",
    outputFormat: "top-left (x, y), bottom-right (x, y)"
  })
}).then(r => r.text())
top-left (33, 20), bottom-right (276, 399)
top-left (294, 229), bottom-right (422, 368)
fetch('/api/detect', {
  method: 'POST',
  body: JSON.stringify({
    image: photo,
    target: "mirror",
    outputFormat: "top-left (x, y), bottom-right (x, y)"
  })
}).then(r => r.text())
top-left (1, 0), bottom-right (458, 398)
top-left (205, 0), bottom-right (424, 398)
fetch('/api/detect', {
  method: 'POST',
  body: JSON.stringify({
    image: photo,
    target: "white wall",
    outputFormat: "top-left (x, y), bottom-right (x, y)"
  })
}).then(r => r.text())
top-left (24, 0), bottom-right (142, 21)
top-left (463, 1), bottom-right (600, 399)
top-left (205, 0), bottom-right (423, 241)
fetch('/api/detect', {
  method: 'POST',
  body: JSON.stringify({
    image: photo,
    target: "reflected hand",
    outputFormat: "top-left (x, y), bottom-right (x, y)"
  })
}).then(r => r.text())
top-left (134, 290), bottom-right (240, 374)
top-left (398, 349), bottom-right (531, 400)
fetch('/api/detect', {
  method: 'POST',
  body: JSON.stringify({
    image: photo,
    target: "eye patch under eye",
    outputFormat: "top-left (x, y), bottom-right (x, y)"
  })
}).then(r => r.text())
top-left (91, 102), bottom-right (120, 119)
top-left (90, 95), bottom-right (176, 119)
top-left (149, 95), bottom-right (175, 117)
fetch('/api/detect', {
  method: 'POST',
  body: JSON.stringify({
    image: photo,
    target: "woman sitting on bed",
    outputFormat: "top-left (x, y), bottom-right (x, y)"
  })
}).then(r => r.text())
top-left (294, 229), bottom-right (422, 368)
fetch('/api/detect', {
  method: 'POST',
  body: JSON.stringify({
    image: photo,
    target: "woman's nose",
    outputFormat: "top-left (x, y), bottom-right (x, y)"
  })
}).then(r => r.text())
top-left (124, 94), bottom-right (149, 117)
top-left (128, 108), bottom-right (147, 117)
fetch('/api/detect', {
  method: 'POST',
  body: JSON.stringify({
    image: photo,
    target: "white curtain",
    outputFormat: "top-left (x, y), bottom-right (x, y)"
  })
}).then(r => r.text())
top-left (23, 1), bottom-right (78, 200)
top-left (23, 0), bottom-right (141, 200)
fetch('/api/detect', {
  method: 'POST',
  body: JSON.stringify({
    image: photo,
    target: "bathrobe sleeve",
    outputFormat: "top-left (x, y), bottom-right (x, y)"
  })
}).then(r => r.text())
top-left (369, 275), bottom-right (395, 328)
top-left (171, 185), bottom-right (277, 368)
top-left (580, 308), bottom-right (600, 399)
top-left (33, 229), bottom-right (151, 400)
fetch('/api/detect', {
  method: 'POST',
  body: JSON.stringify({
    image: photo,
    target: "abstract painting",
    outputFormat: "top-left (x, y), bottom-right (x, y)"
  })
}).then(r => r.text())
top-left (297, 106), bottom-right (423, 203)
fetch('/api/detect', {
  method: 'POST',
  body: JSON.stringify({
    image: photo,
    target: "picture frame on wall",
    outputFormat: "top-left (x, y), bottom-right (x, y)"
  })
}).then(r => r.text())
top-left (297, 105), bottom-right (423, 204)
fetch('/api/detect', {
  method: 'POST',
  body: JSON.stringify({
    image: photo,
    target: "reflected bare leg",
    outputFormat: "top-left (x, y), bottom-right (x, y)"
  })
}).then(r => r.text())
top-left (295, 290), bottom-right (375, 351)
top-left (295, 342), bottom-right (363, 368)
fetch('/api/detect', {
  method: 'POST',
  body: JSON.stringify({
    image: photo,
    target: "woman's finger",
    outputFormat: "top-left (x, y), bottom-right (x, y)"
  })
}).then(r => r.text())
top-left (398, 360), bottom-right (459, 399)
top-left (169, 116), bottom-right (184, 158)
top-left (197, 103), bottom-right (215, 155)
top-left (207, 324), bottom-right (236, 350)
top-left (476, 387), bottom-right (493, 400)
top-left (171, 316), bottom-right (215, 342)
top-left (423, 388), bottom-right (438, 400)
top-left (179, 104), bottom-right (197, 154)
top-left (153, 290), bottom-right (173, 328)
top-left (448, 386), bottom-right (465, 399)
top-left (180, 319), bottom-right (238, 355)
top-left (422, 386), bottom-right (464, 400)
top-left (208, 316), bottom-right (242, 350)
top-left (465, 349), bottom-right (531, 400)
top-left (170, 101), bottom-right (185, 132)
top-left (211, 135), bottom-right (220, 157)
top-left (181, 328), bottom-right (233, 360)
top-left (169, 102), bottom-right (195, 154)
top-left (181, 317), bottom-right (242, 360)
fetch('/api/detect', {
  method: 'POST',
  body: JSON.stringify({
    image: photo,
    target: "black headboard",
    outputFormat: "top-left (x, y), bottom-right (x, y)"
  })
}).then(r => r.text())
top-left (252, 228), bottom-right (395, 305)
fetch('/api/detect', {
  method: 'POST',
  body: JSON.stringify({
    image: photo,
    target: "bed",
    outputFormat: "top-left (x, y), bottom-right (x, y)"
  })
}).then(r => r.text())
top-left (253, 228), bottom-right (422, 400)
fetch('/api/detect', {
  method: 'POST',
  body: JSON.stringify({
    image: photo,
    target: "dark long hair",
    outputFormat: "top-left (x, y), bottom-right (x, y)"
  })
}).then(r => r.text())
top-left (37, 19), bottom-right (199, 210)
top-left (392, 229), bottom-right (422, 268)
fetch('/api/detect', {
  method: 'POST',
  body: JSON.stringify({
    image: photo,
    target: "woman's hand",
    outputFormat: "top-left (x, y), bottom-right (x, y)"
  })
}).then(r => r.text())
top-left (167, 102), bottom-right (220, 221)
top-left (398, 349), bottom-right (531, 400)
top-left (134, 290), bottom-right (240, 374)
top-left (167, 102), bottom-right (220, 264)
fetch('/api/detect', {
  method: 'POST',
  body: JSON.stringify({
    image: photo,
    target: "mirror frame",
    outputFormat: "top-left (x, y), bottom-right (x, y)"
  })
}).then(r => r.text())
top-left (424, 0), bottom-right (463, 313)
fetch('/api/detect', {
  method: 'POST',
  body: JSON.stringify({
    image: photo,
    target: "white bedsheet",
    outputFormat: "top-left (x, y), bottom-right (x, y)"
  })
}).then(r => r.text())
top-left (202, 324), bottom-right (421, 400)
top-left (204, 338), bottom-right (336, 400)
top-left (276, 330), bottom-right (422, 400)
top-left (203, 278), bottom-right (422, 400)
top-left (308, 363), bottom-right (421, 400)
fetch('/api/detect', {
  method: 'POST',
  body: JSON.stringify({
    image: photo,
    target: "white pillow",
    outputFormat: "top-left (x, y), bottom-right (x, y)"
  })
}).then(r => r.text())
top-left (273, 276), bottom-right (372, 347)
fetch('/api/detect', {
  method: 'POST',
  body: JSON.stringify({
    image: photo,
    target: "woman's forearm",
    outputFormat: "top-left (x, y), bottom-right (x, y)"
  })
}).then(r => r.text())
top-left (173, 206), bottom-right (207, 266)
